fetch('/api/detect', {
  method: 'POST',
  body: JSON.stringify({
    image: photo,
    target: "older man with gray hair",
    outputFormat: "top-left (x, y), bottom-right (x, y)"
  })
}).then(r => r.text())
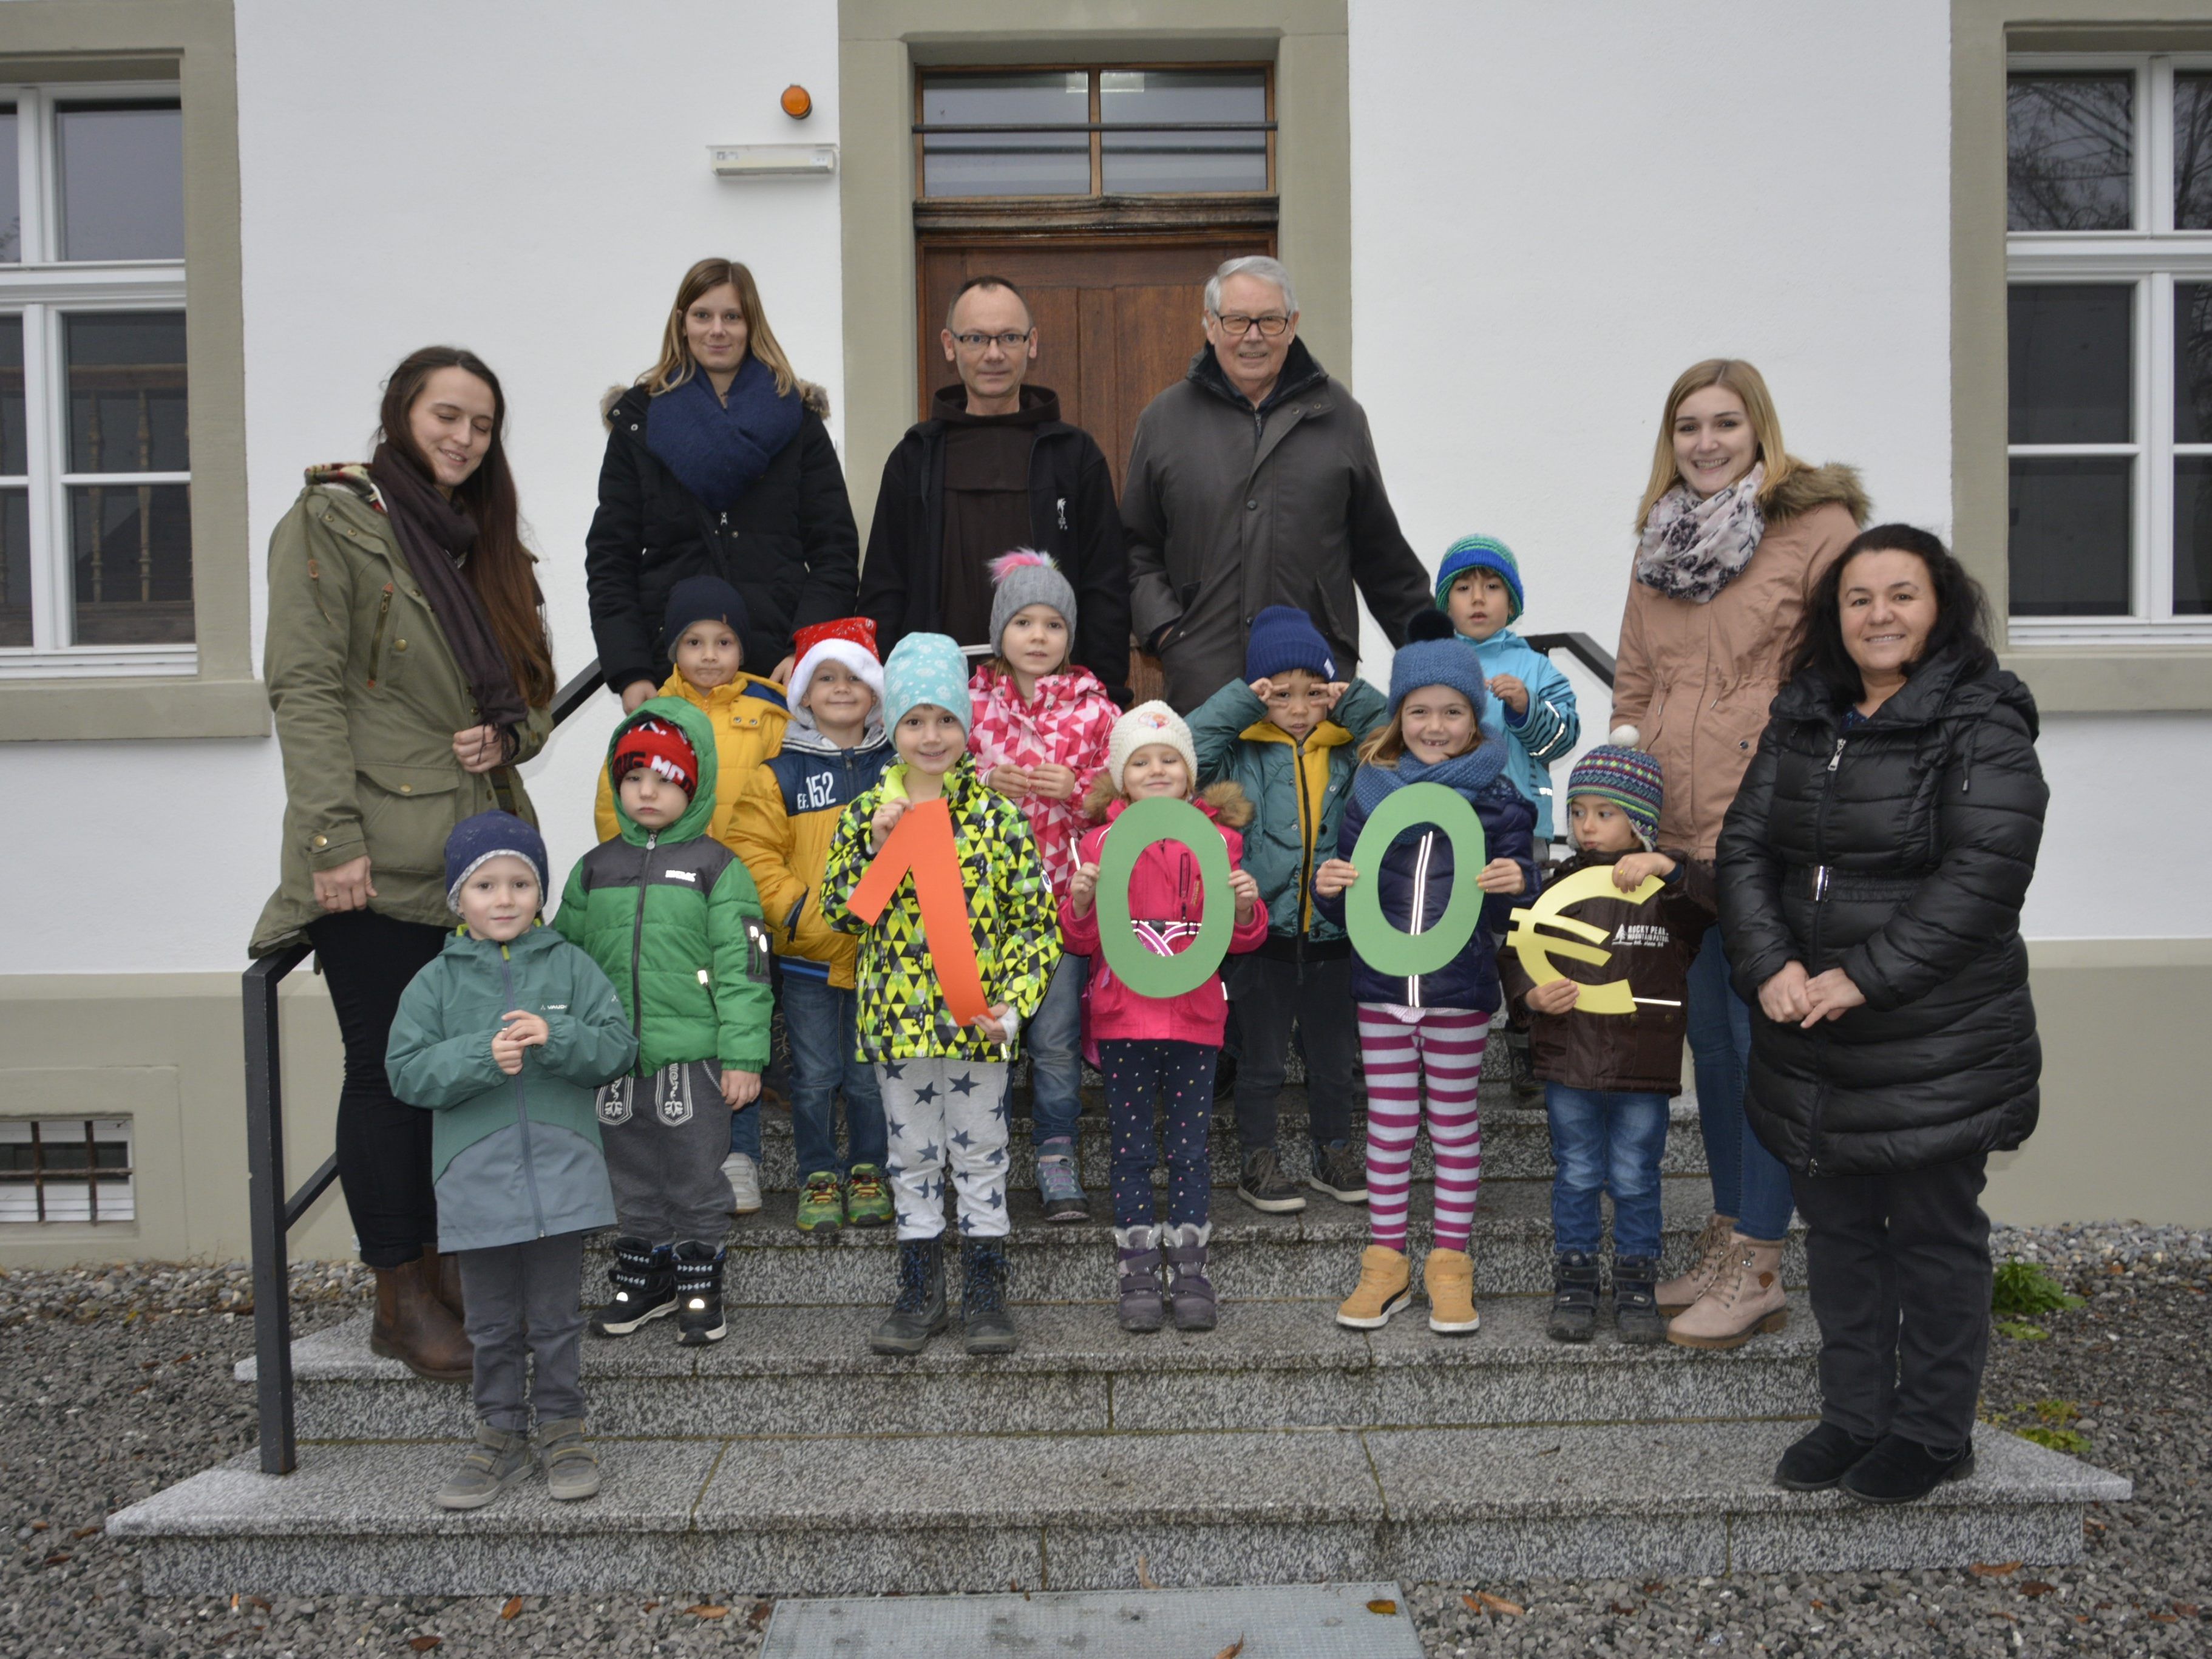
top-left (1121, 254), bottom-right (1431, 710)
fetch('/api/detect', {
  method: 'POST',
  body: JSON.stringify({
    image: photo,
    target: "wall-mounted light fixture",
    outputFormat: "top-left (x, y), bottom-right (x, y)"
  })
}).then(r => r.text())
top-left (709, 144), bottom-right (837, 178)
top-left (781, 84), bottom-right (813, 119)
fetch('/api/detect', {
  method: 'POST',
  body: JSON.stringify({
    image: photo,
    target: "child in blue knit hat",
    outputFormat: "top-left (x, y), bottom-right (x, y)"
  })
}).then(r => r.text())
top-left (1435, 536), bottom-right (1580, 846)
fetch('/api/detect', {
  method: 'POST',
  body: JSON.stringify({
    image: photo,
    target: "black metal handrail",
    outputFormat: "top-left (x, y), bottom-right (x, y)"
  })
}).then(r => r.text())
top-left (246, 657), bottom-right (606, 1474)
top-left (1523, 629), bottom-right (1618, 690)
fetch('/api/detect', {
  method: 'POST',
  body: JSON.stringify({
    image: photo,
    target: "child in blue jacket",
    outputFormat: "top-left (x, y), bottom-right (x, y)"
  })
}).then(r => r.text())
top-left (1435, 536), bottom-right (1579, 844)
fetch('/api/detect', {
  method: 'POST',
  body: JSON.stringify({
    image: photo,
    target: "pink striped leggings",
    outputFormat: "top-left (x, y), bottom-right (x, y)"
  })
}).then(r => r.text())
top-left (1357, 1005), bottom-right (1491, 1254)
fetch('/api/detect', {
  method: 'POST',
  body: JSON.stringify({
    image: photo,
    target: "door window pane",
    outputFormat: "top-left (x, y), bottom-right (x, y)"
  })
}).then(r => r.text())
top-left (55, 102), bottom-right (184, 261)
top-left (70, 481), bottom-right (191, 643)
top-left (0, 489), bottom-right (28, 647)
top-left (0, 314), bottom-right (22, 475)
top-left (2009, 285), bottom-right (2131, 443)
top-left (0, 107), bottom-right (18, 263)
top-left (2177, 74), bottom-right (2212, 228)
top-left (1100, 70), bottom-right (1267, 194)
top-left (2007, 73), bottom-right (2132, 231)
top-left (2176, 283), bottom-right (2212, 444)
top-left (920, 73), bottom-right (1089, 197)
top-left (2009, 458), bottom-right (2132, 615)
top-left (66, 313), bottom-right (189, 473)
top-left (2175, 460), bottom-right (2212, 614)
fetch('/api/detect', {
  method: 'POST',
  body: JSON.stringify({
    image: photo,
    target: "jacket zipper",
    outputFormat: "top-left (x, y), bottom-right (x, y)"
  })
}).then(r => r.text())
top-left (366, 583), bottom-right (393, 687)
top-left (629, 832), bottom-right (657, 1064)
top-left (1407, 830), bottom-right (1434, 1008)
top-left (1292, 735), bottom-right (1316, 972)
top-left (1802, 731), bottom-right (1849, 1175)
top-left (499, 946), bottom-right (548, 1239)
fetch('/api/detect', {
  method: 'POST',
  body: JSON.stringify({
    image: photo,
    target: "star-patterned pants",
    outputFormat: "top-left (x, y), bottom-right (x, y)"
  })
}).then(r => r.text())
top-left (1099, 1039), bottom-right (1216, 1229)
top-left (875, 1057), bottom-right (1012, 1241)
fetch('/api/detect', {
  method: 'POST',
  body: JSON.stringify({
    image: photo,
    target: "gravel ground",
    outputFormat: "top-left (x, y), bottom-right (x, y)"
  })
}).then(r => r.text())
top-left (1, 1224), bottom-right (2205, 1658)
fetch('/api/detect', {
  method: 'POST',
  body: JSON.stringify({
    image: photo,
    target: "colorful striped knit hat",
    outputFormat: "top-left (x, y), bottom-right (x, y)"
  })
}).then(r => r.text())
top-left (1434, 534), bottom-right (1524, 623)
top-left (1566, 744), bottom-right (1665, 850)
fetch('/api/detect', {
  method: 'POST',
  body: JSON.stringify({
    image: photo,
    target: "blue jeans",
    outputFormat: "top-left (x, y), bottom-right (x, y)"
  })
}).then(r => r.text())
top-left (1027, 952), bottom-right (1088, 1147)
top-left (781, 971), bottom-right (886, 1178)
top-left (1687, 923), bottom-right (1794, 1241)
top-left (1545, 1084), bottom-right (1670, 1260)
top-left (725, 1098), bottom-right (761, 1162)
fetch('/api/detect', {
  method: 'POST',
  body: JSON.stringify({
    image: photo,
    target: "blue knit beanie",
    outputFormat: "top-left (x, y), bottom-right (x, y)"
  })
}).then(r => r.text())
top-left (662, 575), bottom-right (750, 656)
top-left (1244, 604), bottom-right (1337, 682)
top-left (1386, 637), bottom-right (1491, 724)
top-left (443, 810), bottom-right (550, 915)
top-left (1435, 535), bottom-right (1524, 624)
top-left (883, 631), bottom-right (974, 737)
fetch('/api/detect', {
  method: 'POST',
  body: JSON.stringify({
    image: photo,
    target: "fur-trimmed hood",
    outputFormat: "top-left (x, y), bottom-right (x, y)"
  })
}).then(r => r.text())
top-left (1082, 774), bottom-right (1253, 827)
top-left (1763, 459), bottom-right (1870, 528)
top-left (600, 376), bottom-right (832, 429)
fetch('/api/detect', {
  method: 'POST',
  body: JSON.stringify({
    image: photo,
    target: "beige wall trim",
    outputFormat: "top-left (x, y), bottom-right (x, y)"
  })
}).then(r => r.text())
top-left (1955, 0), bottom-right (2212, 713)
top-left (836, 0), bottom-right (1351, 541)
top-left (0, 1), bottom-right (259, 743)
top-left (2027, 935), bottom-right (2212, 968)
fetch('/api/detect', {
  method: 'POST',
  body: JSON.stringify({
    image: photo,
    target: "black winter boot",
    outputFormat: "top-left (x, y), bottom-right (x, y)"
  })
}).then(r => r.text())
top-left (1547, 1250), bottom-right (1601, 1342)
top-left (671, 1240), bottom-right (727, 1346)
top-left (870, 1237), bottom-right (947, 1355)
top-left (1774, 1421), bottom-right (1879, 1492)
top-left (961, 1237), bottom-right (1017, 1355)
top-left (1114, 1226), bottom-right (1166, 1334)
top-left (1611, 1255), bottom-right (1666, 1346)
top-left (590, 1237), bottom-right (675, 1337)
top-left (1162, 1223), bottom-right (1218, 1332)
top-left (1839, 1434), bottom-right (1977, 1505)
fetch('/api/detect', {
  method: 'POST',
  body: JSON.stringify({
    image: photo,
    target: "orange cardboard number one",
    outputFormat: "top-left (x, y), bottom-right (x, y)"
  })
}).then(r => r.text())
top-left (843, 796), bottom-right (992, 1028)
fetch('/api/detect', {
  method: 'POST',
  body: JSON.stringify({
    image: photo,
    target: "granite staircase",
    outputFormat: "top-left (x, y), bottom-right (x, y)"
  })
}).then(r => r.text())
top-left (112, 1057), bottom-right (2127, 1595)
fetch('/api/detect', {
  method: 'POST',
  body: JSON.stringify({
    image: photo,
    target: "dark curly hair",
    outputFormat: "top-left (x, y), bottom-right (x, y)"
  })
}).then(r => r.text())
top-left (1784, 523), bottom-right (1995, 706)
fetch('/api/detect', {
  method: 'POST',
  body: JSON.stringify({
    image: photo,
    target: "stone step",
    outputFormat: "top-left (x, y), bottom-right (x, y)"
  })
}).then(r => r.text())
top-left (109, 1420), bottom-right (2129, 1596)
top-left (751, 1093), bottom-right (1712, 1192)
top-left (588, 1179), bottom-right (1793, 1305)
top-left (245, 1295), bottom-right (1824, 1443)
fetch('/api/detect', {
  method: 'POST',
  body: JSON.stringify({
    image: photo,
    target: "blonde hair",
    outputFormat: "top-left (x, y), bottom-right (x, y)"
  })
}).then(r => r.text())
top-left (1635, 358), bottom-right (1800, 531)
top-left (640, 259), bottom-right (798, 398)
top-left (1356, 704), bottom-right (1485, 768)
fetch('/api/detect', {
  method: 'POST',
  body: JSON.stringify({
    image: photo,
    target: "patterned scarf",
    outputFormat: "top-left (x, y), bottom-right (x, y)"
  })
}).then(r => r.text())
top-left (644, 356), bottom-right (804, 512)
top-left (1634, 462), bottom-right (1767, 604)
top-left (1350, 739), bottom-right (1508, 816)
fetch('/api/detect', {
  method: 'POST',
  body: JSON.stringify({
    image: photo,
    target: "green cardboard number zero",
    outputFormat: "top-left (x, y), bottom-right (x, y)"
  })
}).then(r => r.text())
top-left (1345, 782), bottom-right (1488, 977)
top-left (1095, 796), bottom-right (1233, 1000)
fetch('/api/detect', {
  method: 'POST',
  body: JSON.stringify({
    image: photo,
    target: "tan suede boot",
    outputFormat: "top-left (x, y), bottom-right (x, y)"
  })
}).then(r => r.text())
top-left (1656, 1210), bottom-right (1738, 1314)
top-left (1666, 1233), bottom-right (1788, 1349)
top-left (1422, 1247), bottom-right (1479, 1335)
top-left (1335, 1245), bottom-right (1413, 1329)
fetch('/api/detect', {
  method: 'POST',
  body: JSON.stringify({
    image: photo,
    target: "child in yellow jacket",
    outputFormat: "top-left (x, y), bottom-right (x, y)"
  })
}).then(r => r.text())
top-left (594, 577), bottom-right (789, 850)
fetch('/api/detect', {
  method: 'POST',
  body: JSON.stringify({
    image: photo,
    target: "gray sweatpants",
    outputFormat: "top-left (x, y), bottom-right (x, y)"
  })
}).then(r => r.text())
top-left (457, 1230), bottom-right (586, 1432)
top-left (878, 1057), bottom-right (1011, 1242)
top-left (596, 1060), bottom-right (732, 1246)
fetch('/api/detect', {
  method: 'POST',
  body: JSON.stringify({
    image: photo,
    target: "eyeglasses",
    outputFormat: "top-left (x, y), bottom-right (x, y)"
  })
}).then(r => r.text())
top-left (951, 330), bottom-right (1033, 351)
top-left (1211, 311), bottom-right (1292, 338)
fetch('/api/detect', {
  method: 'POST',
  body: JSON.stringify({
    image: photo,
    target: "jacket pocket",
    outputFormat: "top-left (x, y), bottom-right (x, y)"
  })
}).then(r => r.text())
top-left (355, 759), bottom-right (464, 875)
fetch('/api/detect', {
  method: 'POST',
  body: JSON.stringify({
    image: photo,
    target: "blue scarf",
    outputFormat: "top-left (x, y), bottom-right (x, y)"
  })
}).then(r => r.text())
top-left (1350, 741), bottom-right (1508, 816)
top-left (644, 356), bottom-right (803, 512)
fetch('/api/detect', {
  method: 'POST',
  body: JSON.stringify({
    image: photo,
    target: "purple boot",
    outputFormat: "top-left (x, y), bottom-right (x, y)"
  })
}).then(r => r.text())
top-left (1114, 1226), bottom-right (1166, 1334)
top-left (1162, 1223), bottom-right (1218, 1332)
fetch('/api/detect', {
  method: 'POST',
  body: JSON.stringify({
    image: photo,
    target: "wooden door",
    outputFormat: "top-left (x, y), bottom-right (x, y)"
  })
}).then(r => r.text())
top-left (918, 233), bottom-right (1274, 491)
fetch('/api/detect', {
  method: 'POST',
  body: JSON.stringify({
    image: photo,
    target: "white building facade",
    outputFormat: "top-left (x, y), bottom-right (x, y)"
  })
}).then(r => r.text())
top-left (1, 0), bottom-right (2207, 1263)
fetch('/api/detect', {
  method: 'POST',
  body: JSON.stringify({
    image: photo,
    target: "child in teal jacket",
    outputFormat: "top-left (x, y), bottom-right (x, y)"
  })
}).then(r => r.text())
top-left (387, 812), bottom-right (636, 1512)
top-left (1434, 535), bottom-right (1579, 843)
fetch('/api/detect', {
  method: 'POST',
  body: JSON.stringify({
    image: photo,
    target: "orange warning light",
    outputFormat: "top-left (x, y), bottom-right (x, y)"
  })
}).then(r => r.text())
top-left (781, 84), bottom-right (813, 120)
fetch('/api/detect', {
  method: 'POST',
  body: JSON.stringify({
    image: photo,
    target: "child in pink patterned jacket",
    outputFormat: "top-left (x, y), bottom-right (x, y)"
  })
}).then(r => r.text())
top-left (967, 549), bottom-right (1119, 1223)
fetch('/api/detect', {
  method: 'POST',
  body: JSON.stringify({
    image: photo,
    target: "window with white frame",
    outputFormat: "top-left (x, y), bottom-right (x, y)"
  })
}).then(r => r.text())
top-left (0, 83), bottom-right (189, 674)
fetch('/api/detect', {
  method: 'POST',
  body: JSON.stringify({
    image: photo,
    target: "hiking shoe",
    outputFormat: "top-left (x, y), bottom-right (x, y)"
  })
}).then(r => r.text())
top-left (1162, 1223), bottom-right (1218, 1332)
top-left (434, 1422), bottom-right (532, 1511)
top-left (1236, 1145), bottom-right (1306, 1214)
top-left (1547, 1250), bottom-right (1601, 1343)
top-left (870, 1237), bottom-right (948, 1355)
top-left (1035, 1138), bottom-right (1089, 1222)
top-left (1423, 1246), bottom-right (1479, 1335)
top-left (589, 1237), bottom-right (674, 1337)
top-left (796, 1170), bottom-right (844, 1235)
top-left (1307, 1141), bottom-right (1368, 1204)
top-left (671, 1240), bottom-right (728, 1346)
top-left (535, 1417), bottom-right (600, 1502)
top-left (960, 1237), bottom-right (1017, 1355)
top-left (1335, 1244), bottom-right (1413, 1329)
top-left (1774, 1421), bottom-right (1879, 1493)
top-left (844, 1163), bottom-right (894, 1228)
top-left (1114, 1225), bottom-right (1167, 1334)
top-left (722, 1152), bottom-right (762, 1216)
top-left (1839, 1434), bottom-right (1976, 1505)
top-left (1612, 1255), bottom-right (1666, 1346)
top-left (1657, 1211), bottom-right (1737, 1314)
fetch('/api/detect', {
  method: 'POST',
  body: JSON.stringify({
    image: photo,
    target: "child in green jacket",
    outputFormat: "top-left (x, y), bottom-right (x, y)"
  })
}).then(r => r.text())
top-left (554, 697), bottom-right (774, 1348)
top-left (387, 812), bottom-right (637, 1512)
top-left (821, 633), bottom-right (1060, 1360)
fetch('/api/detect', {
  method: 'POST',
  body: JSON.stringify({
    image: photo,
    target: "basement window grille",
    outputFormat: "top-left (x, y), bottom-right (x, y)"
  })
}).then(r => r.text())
top-left (0, 1116), bottom-right (135, 1223)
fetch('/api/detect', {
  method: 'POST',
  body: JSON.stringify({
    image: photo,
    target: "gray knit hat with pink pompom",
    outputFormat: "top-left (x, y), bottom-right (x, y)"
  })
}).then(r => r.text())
top-left (987, 549), bottom-right (1077, 656)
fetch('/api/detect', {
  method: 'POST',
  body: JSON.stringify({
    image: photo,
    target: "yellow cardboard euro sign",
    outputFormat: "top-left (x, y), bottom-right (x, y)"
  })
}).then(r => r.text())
top-left (1507, 863), bottom-right (1665, 1016)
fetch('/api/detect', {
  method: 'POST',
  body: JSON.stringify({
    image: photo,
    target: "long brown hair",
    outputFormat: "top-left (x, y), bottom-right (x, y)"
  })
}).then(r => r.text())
top-left (640, 258), bottom-right (798, 397)
top-left (1634, 358), bottom-right (1802, 531)
top-left (377, 347), bottom-right (555, 708)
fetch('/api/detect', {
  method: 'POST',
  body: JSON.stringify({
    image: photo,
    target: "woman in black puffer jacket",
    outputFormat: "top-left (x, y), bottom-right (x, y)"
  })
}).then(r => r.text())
top-left (586, 259), bottom-right (859, 709)
top-left (1718, 524), bottom-right (2046, 1507)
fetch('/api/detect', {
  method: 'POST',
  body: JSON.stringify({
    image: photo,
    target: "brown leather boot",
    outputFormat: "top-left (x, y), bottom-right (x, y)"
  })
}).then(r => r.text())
top-left (1656, 1210), bottom-right (1738, 1314)
top-left (427, 1246), bottom-right (466, 1322)
top-left (1666, 1233), bottom-right (1788, 1350)
top-left (370, 1253), bottom-right (473, 1382)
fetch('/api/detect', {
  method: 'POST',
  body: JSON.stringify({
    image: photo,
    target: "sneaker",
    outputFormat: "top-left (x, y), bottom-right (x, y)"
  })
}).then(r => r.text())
top-left (844, 1163), bottom-right (894, 1228)
top-left (535, 1416), bottom-right (600, 1502)
top-left (1307, 1141), bottom-right (1368, 1204)
top-left (1335, 1244), bottom-right (1413, 1329)
top-left (1423, 1246), bottom-right (1479, 1335)
top-left (795, 1170), bottom-right (844, 1234)
top-left (722, 1152), bottom-right (762, 1216)
top-left (1236, 1145), bottom-right (1306, 1214)
top-left (434, 1423), bottom-right (532, 1511)
top-left (1035, 1138), bottom-right (1089, 1222)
